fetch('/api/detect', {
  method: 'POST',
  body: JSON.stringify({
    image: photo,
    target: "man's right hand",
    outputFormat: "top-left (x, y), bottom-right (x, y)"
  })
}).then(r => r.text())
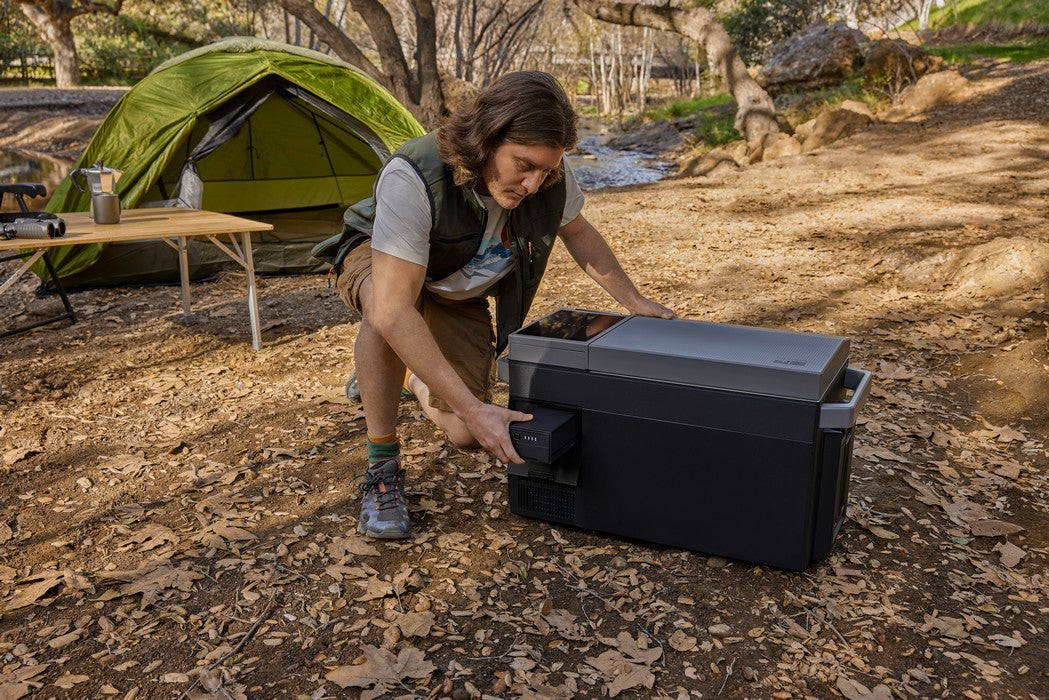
top-left (463, 403), bottom-right (533, 464)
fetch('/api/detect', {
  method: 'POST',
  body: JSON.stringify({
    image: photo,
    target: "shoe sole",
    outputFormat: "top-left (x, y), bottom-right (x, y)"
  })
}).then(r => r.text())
top-left (357, 520), bottom-right (412, 539)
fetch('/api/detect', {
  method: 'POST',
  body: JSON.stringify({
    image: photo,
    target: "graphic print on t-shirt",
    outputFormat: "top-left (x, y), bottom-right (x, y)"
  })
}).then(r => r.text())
top-left (427, 198), bottom-right (515, 300)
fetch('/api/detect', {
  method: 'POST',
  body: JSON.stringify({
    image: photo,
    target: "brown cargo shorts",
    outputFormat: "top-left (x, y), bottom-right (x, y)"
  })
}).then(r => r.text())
top-left (336, 241), bottom-right (496, 413)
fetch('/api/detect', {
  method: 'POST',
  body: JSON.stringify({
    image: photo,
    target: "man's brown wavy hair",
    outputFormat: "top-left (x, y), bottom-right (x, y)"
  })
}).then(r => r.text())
top-left (436, 71), bottom-right (578, 191)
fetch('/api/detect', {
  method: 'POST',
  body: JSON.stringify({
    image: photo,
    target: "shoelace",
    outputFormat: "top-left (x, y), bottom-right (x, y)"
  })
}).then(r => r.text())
top-left (360, 467), bottom-right (406, 511)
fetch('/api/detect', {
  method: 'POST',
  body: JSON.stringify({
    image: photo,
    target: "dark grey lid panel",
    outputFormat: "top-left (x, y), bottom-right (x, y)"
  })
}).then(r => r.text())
top-left (588, 317), bottom-right (849, 400)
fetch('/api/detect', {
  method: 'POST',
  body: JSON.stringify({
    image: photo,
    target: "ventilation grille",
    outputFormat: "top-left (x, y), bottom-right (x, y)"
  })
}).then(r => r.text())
top-left (513, 480), bottom-right (576, 522)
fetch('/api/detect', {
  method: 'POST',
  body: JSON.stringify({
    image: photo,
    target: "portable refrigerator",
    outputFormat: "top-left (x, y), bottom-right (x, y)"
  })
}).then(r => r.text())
top-left (502, 309), bottom-right (872, 570)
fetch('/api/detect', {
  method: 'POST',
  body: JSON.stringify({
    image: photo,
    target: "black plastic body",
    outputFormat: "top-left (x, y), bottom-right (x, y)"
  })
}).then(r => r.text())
top-left (506, 361), bottom-right (854, 570)
top-left (509, 407), bottom-right (580, 464)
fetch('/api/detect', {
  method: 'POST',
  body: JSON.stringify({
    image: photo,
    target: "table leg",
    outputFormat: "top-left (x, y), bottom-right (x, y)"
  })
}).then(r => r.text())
top-left (42, 250), bottom-right (77, 324)
top-left (177, 236), bottom-right (191, 324)
top-left (0, 249), bottom-right (44, 295)
top-left (240, 231), bottom-right (262, 351)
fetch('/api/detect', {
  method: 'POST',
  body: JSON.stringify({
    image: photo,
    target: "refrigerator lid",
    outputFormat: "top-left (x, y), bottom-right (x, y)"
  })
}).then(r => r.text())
top-left (587, 316), bottom-right (850, 401)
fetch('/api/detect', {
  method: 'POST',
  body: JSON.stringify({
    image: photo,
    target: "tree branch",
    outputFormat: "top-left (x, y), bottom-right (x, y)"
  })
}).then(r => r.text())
top-left (275, 0), bottom-right (389, 87)
top-left (349, 0), bottom-right (415, 99)
top-left (571, 0), bottom-right (779, 143)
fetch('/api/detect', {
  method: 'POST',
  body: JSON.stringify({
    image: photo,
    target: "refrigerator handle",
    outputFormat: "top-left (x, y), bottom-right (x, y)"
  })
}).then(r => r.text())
top-left (820, 367), bottom-right (872, 429)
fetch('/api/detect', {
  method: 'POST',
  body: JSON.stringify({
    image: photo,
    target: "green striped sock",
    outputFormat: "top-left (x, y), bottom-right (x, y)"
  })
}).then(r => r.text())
top-left (367, 437), bottom-right (400, 466)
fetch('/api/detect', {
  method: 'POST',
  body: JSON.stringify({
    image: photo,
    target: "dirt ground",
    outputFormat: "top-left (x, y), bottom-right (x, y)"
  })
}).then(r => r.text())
top-left (0, 61), bottom-right (1047, 699)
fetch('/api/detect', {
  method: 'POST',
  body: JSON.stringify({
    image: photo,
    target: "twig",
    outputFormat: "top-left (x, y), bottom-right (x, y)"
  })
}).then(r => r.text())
top-left (177, 595), bottom-right (276, 700)
top-left (466, 633), bottom-right (522, 660)
top-left (717, 657), bottom-right (735, 696)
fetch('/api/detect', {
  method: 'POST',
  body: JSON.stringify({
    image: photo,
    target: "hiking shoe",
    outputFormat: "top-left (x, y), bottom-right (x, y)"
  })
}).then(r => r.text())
top-left (344, 370), bottom-right (414, 403)
top-left (358, 457), bottom-right (412, 539)
top-left (345, 371), bottom-right (361, 402)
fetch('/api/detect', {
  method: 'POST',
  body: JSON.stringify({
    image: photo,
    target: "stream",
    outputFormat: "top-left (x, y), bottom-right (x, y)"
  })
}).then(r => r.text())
top-left (566, 131), bottom-right (673, 191)
top-left (0, 132), bottom-right (671, 213)
top-left (0, 150), bottom-right (71, 212)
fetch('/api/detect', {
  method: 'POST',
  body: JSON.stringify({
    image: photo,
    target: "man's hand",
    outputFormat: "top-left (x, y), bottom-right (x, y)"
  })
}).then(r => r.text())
top-left (629, 296), bottom-right (676, 320)
top-left (463, 403), bottom-right (533, 464)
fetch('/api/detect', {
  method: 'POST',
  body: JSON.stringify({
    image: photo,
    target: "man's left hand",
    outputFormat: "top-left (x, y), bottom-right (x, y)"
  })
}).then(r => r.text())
top-left (629, 296), bottom-right (676, 320)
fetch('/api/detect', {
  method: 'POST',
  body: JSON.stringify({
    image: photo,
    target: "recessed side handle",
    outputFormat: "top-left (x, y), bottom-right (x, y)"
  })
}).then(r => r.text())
top-left (819, 368), bottom-right (872, 429)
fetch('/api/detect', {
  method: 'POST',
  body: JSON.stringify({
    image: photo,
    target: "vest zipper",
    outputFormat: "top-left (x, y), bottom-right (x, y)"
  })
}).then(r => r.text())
top-left (508, 216), bottom-right (528, 327)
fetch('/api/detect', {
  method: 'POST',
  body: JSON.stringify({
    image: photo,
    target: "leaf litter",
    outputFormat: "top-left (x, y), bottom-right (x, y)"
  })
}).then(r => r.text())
top-left (2, 62), bottom-right (1049, 698)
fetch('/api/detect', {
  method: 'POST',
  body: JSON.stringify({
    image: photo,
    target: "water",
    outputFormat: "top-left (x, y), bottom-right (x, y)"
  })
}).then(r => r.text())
top-left (567, 133), bottom-right (672, 192)
top-left (0, 150), bottom-right (71, 212)
top-left (0, 134), bottom-right (670, 214)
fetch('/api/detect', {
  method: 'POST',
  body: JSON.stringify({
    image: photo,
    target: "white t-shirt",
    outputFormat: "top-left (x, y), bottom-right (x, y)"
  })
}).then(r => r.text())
top-left (370, 158), bottom-right (585, 300)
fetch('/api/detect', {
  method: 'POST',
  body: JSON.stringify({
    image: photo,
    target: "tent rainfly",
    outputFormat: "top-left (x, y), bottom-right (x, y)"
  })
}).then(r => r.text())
top-left (43, 37), bottom-right (425, 287)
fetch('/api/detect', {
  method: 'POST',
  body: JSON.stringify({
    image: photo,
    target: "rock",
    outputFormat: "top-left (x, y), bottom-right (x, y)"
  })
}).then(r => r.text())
top-left (793, 118), bottom-right (817, 143)
top-left (863, 38), bottom-right (944, 95)
top-left (758, 21), bottom-right (868, 94)
top-left (677, 147), bottom-right (740, 177)
top-left (708, 623), bottom-right (731, 637)
top-left (883, 70), bottom-right (970, 121)
top-left (761, 132), bottom-right (803, 161)
top-left (606, 119), bottom-right (688, 155)
top-left (801, 108), bottom-right (873, 152)
top-left (839, 99), bottom-right (873, 117)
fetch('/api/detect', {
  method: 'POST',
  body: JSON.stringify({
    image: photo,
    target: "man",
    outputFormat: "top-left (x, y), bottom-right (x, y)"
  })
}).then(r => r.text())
top-left (314, 71), bottom-right (673, 540)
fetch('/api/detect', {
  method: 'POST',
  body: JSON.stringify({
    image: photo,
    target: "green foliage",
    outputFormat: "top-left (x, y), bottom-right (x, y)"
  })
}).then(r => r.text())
top-left (696, 112), bottom-right (741, 147)
top-left (75, 13), bottom-right (200, 83)
top-left (774, 79), bottom-right (887, 130)
top-left (900, 0), bottom-right (1049, 30)
top-left (927, 40), bottom-right (1049, 62)
top-left (0, 2), bottom-right (51, 82)
top-left (724, 0), bottom-right (822, 64)
top-left (645, 93), bottom-right (735, 121)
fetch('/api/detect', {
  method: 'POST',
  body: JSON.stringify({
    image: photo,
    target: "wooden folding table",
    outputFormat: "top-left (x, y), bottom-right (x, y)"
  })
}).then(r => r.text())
top-left (1, 208), bottom-right (275, 349)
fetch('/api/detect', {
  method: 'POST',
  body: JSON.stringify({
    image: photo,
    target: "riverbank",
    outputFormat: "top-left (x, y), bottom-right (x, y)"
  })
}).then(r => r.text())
top-left (0, 87), bottom-right (125, 161)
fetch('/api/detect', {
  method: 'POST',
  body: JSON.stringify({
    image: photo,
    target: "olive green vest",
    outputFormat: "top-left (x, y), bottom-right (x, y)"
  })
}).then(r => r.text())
top-left (312, 132), bottom-right (567, 351)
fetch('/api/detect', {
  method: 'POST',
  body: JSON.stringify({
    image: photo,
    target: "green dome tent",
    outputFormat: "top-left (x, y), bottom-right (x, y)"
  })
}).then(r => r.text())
top-left (42, 37), bottom-right (425, 286)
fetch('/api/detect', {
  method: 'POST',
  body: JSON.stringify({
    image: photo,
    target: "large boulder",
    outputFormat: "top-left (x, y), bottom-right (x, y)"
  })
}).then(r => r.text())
top-left (758, 22), bottom-right (868, 94)
top-left (883, 70), bottom-right (970, 121)
top-left (606, 119), bottom-right (689, 154)
top-left (800, 108), bottom-right (873, 151)
top-left (863, 39), bottom-right (944, 95)
top-left (760, 132), bottom-right (803, 162)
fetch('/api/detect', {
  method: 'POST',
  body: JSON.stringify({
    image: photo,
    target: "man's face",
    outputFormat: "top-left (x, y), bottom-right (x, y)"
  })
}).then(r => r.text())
top-left (479, 142), bottom-right (565, 210)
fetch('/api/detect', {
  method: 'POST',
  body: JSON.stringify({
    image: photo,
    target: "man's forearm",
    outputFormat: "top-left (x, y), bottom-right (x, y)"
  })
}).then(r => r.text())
top-left (560, 219), bottom-right (645, 310)
top-left (376, 307), bottom-right (481, 418)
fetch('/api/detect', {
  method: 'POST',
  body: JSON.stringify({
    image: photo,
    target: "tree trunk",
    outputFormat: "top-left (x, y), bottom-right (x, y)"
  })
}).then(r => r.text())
top-left (18, 2), bottom-right (80, 87)
top-left (275, 0), bottom-right (446, 128)
top-left (572, 0), bottom-right (778, 143)
top-left (16, 0), bottom-right (125, 88)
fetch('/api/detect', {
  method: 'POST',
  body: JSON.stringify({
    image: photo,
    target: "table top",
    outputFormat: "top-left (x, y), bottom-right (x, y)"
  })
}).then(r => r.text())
top-left (0, 208), bottom-right (274, 251)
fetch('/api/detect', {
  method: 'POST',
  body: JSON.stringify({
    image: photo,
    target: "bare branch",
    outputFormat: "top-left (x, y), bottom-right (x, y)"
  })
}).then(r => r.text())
top-left (275, 0), bottom-right (389, 87)
top-left (571, 0), bottom-right (779, 143)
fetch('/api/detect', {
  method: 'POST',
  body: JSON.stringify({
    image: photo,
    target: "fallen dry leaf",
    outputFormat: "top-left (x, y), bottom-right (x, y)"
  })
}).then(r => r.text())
top-left (585, 649), bottom-right (656, 697)
top-left (970, 520), bottom-right (1025, 537)
top-left (325, 644), bottom-right (435, 699)
top-left (993, 541), bottom-right (1026, 568)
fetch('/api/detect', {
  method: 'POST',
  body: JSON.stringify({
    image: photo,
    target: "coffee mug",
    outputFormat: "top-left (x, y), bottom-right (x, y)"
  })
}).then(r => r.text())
top-left (91, 193), bottom-right (121, 224)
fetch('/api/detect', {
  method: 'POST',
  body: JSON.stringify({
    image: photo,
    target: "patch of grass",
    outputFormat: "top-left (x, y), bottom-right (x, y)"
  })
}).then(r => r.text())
top-left (899, 0), bottom-right (1049, 30)
top-left (774, 80), bottom-right (889, 130)
top-left (927, 39), bottom-right (1049, 62)
top-left (696, 114), bottom-right (741, 147)
top-left (645, 93), bottom-right (735, 121)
